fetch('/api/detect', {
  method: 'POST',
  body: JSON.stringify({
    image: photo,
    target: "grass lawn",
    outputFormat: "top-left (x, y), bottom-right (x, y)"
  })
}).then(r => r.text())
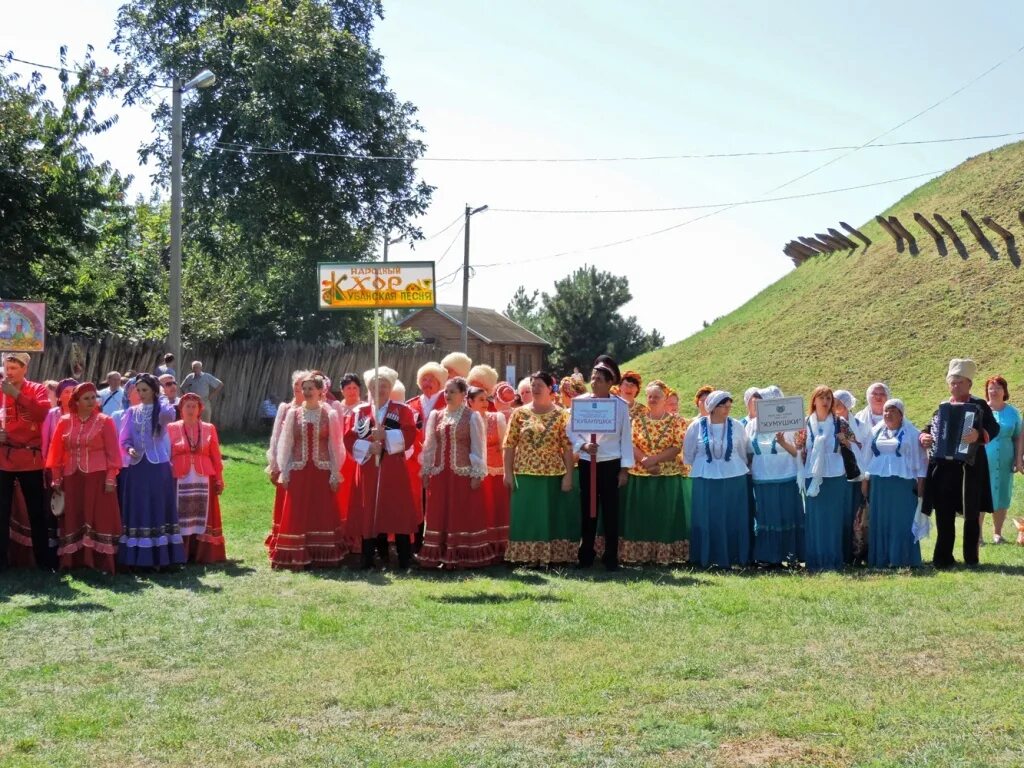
top-left (3, 438), bottom-right (1024, 768)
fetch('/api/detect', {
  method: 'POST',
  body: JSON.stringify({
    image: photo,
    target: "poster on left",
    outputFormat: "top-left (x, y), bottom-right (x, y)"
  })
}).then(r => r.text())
top-left (0, 302), bottom-right (46, 352)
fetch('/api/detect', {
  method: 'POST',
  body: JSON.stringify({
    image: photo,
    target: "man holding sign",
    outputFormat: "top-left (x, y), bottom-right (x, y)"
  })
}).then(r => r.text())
top-left (567, 355), bottom-right (633, 572)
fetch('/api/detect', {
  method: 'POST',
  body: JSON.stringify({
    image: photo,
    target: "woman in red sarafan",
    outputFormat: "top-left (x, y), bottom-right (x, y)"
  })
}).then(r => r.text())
top-left (46, 382), bottom-right (122, 574)
top-left (265, 370), bottom-right (307, 554)
top-left (344, 366), bottom-right (419, 569)
top-left (405, 361), bottom-right (447, 547)
top-left (468, 385), bottom-right (509, 561)
top-left (271, 374), bottom-right (347, 570)
top-left (417, 377), bottom-right (492, 569)
top-left (167, 393), bottom-right (226, 564)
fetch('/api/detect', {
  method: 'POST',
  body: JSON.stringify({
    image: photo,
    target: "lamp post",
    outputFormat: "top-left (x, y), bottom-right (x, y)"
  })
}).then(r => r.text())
top-left (169, 68), bottom-right (216, 366)
top-left (460, 204), bottom-right (488, 353)
top-left (382, 232), bottom-right (405, 264)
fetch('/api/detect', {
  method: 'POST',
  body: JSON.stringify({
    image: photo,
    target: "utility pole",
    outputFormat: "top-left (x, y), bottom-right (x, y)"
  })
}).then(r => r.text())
top-left (169, 77), bottom-right (183, 368)
top-left (460, 203), bottom-right (488, 353)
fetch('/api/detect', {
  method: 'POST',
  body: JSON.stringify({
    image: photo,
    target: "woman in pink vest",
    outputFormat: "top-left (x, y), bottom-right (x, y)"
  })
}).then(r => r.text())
top-left (265, 370), bottom-right (307, 554)
top-left (168, 393), bottom-right (226, 564)
top-left (417, 377), bottom-right (491, 569)
top-left (272, 374), bottom-right (347, 569)
top-left (46, 383), bottom-right (122, 574)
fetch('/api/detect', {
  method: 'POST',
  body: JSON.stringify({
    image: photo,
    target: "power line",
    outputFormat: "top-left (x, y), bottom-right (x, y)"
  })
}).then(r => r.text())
top-left (489, 169), bottom-right (947, 215)
top-left (211, 129), bottom-right (1024, 164)
top-left (471, 168), bottom-right (947, 270)
top-left (421, 214), bottom-right (463, 242)
top-left (762, 42), bottom-right (1024, 194)
top-left (4, 51), bottom-right (169, 89)
top-left (432, 222), bottom-right (466, 268)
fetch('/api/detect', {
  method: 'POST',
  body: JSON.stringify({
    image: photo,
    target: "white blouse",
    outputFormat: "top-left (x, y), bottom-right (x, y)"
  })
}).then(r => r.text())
top-left (800, 414), bottom-right (847, 479)
top-left (565, 394), bottom-right (635, 467)
top-left (683, 417), bottom-right (750, 480)
top-left (865, 421), bottom-right (927, 480)
top-left (745, 421), bottom-right (798, 482)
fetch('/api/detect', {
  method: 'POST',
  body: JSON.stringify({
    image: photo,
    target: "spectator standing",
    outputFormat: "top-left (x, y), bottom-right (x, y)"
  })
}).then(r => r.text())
top-left (180, 361), bottom-right (223, 421)
top-left (96, 372), bottom-right (124, 417)
top-left (156, 354), bottom-right (176, 379)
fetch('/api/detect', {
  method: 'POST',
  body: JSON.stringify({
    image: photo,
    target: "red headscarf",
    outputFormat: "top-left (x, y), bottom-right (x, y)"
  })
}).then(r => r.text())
top-left (178, 392), bottom-right (205, 417)
top-left (70, 382), bottom-right (98, 414)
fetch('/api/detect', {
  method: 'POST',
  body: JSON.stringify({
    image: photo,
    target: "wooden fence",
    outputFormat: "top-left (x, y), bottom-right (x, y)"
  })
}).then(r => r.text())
top-left (27, 335), bottom-right (445, 433)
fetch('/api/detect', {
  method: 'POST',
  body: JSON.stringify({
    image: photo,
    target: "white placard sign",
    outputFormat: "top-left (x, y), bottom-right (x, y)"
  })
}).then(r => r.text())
top-left (755, 396), bottom-right (806, 434)
top-left (571, 398), bottom-right (619, 434)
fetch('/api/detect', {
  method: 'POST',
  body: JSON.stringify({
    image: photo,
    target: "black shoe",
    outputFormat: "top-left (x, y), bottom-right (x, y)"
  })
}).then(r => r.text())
top-left (604, 561), bottom-right (620, 572)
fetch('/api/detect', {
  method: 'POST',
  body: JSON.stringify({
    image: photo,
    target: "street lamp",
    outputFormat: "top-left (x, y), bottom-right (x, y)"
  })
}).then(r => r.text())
top-left (460, 204), bottom-right (488, 353)
top-left (169, 68), bottom-right (216, 367)
top-left (382, 232), bottom-right (405, 263)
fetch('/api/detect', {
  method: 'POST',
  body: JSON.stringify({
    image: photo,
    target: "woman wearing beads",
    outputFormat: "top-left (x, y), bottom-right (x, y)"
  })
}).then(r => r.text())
top-left (746, 386), bottom-right (803, 566)
top-left (504, 372), bottom-right (576, 566)
top-left (862, 398), bottom-right (926, 568)
top-left (272, 374), bottom-right (347, 569)
top-left (168, 393), bottom-right (226, 564)
top-left (417, 378), bottom-right (490, 569)
top-left (621, 380), bottom-right (689, 564)
top-left (795, 386), bottom-right (857, 571)
top-left (118, 373), bottom-right (184, 568)
top-left (47, 383), bottom-right (122, 574)
top-left (683, 391), bottom-right (752, 568)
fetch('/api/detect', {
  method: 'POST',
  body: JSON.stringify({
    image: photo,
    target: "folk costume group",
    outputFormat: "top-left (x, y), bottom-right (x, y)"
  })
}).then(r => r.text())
top-left (1, 348), bottom-right (1010, 576)
top-left (0, 353), bottom-right (226, 574)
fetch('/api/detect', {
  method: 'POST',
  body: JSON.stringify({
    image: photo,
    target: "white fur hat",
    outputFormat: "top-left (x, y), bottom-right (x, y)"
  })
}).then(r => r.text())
top-left (946, 358), bottom-right (977, 383)
top-left (441, 352), bottom-right (472, 378)
top-left (467, 364), bottom-right (499, 392)
top-left (391, 380), bottom-right (406, 400)
top-left (363, 366), bottom-right (399, 387)
top-left (417, 362), bottom-right (447, 388)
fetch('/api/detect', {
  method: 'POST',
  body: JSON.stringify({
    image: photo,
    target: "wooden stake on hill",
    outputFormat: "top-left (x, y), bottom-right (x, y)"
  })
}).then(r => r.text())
top-left (798, 236), bottom-right (828, 253)
top-left (887, 216), bottom-right (916, 245)
top-left (790, 241), bottom-right (818, 259)
top-left (839, 221), bottom-right (871, 247)
top-left (960, 210), bottom-right (990, 248)
top-left (1018, 209), bottom-right (1024, 229)
top-left (875, 215), bottom-right (903, 249)
top-left (815, 233), bottom-right (845, 251)
top-left (913, 213), bottom-right (944, 246)
top-left (982, 216), bottom-right (1014, 244)
top-left (827, 228), bottom-right (858, 250)
top-left (932, 213), bottom-right (959, 241)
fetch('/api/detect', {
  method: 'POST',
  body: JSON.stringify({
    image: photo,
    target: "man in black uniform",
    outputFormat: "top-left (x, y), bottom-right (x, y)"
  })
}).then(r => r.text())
top-left (919, 358), bottom-right (999, 568)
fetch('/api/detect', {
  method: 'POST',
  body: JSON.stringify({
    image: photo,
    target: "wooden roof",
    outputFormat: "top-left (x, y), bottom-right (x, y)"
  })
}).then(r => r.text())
top-left (400, 304), bottom-right (550, 346)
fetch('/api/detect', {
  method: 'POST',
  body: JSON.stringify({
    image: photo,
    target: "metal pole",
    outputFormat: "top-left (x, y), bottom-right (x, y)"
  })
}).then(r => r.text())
top-left (460, 204), bottom-right (471, 353)
top-left (169, 77), bottom-right (183, 367)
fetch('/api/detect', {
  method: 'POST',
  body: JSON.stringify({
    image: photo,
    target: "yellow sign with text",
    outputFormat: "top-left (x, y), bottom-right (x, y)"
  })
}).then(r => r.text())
top-left (318, 262), bottom-right (436, 310)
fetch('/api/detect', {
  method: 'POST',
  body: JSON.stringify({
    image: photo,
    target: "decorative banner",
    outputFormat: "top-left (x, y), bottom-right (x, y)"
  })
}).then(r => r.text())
top-left (571, 398), bottom-right (620, 434)
top-left (755, 396), bottom-right (806, 434)
top-left (0, 301), bottom-right (46, 352)
top-left (318, 262), bottom-right (436, 310)
top-left (70, 342), bottom-right (86, 379)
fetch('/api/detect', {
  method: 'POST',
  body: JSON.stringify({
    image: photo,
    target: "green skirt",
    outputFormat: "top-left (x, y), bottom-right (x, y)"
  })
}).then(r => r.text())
top-left (619, 475), bottom-right (689, 564)
top-left (506, 473), bottom-right (580, 565)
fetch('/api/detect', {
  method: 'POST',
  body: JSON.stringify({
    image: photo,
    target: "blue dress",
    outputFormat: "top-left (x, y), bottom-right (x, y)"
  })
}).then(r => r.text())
top-left (985, 404), bottom-right (1021, 510)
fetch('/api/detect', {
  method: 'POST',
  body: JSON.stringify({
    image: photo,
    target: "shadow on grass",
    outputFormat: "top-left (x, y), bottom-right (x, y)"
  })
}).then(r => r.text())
top-left (432, 592), bottom-right (564, 605)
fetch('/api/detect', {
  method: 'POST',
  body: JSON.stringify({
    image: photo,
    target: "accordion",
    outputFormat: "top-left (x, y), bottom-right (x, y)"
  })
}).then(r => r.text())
top-left (933, 401), bottom-right (979, 464)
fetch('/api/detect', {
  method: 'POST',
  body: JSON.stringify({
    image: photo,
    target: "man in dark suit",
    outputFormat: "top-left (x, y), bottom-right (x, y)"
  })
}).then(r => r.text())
top-left (920, 358), bottom-right (999, 568)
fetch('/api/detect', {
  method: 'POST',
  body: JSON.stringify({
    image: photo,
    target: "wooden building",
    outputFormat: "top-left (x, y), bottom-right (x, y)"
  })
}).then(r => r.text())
top-left (399, 304), bottom-right (549, 385)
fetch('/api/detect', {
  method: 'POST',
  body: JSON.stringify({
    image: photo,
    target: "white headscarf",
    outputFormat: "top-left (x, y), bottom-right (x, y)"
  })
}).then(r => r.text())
top-left (705, 390), bottom-right (732, 414)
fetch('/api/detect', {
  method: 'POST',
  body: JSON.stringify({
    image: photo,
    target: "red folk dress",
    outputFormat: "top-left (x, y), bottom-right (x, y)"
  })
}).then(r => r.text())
top-left (45, 412), bottom-right (122, 574)
top-left (269, 404), bottom-right (347, 569)
top-left (481, 411), bottom-right (510, 559)
top-left (331, 400), bottom-right (364, 546)
top-left (167, 420), bottom-right (227, 564)
top-left (417, 406), bottom-right (492, 568)
top-left (406, 393), bottom-right (445, 523)
top-left (344, 401), bottom-right (420, 540)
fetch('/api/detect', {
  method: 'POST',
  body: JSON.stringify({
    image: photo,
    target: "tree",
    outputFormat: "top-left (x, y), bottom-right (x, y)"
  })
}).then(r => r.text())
top-left (538, 266), bottom-right (663, 372)
top-left (503, 286), bottom-right (546, 337)
top-left (0, 48), bottom-right (127, 330)
top-left (112, 0), bottom-right (433, 342)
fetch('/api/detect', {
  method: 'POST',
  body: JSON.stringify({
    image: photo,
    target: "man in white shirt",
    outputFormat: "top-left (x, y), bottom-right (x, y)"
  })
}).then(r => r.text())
top-left (180, 361), bottom-right (223, 420)
top-left (96, 371), bottom-right (124, 417)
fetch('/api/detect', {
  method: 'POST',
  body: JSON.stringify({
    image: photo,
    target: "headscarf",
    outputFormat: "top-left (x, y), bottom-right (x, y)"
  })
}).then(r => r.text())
top-left (69, 382), bottom-right (97, 411)
top-left (56, 378), bottom-right (79, 401)
top-left (743, 387), bottom-right (761, 406)
top-left (759, 385), bottom-right (784, 400)
top-left (705, 390), bottom-right (732, 413)
top-left (865, 382), bottom-right (891, 401)
top-left (834, 390), bottom-right (856, 412)
top-left (179, 392), bottom-right (204, 417)
top-left (883, 397), bottom-right (905, 415)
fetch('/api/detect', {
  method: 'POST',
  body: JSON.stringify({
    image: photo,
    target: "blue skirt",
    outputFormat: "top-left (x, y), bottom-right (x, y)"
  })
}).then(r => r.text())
top-left (118, 458), bottom-right (186, 567)
top-left (868, 476), bottom-right (922, 568)
top-left (752, 478), bottom-right (805, 564)
top-left (690, 475), bottom-right (751, 568)
top-left (804, 476), bottom-right (851, 571)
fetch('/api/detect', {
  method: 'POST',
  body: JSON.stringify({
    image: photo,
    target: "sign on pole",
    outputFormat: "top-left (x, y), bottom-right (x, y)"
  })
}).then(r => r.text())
top-left (755, 396), bottom-right (806, 434)
top-left (318, 262), bottom-right (436, 311)
top-left (571, 398), bottom-right (619, 434)
top-left (0, 301), bottom-right (46, 352)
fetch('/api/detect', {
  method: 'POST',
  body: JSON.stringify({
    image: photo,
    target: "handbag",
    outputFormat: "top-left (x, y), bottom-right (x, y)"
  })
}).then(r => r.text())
top-left (836, 417), bottom-right (861, 480)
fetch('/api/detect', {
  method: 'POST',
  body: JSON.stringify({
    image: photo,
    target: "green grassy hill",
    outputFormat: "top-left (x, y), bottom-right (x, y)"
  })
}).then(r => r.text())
top-left (626, 140), bottom-right (1024, 423)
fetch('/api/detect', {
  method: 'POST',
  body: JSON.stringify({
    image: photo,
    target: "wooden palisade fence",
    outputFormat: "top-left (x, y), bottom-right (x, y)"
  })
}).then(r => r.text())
top-left (30, 335), bottom-right (445, 433)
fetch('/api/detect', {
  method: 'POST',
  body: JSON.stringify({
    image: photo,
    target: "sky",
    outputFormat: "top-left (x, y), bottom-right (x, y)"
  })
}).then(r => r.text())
top-left (5, 1), bottom-right (1024, 343)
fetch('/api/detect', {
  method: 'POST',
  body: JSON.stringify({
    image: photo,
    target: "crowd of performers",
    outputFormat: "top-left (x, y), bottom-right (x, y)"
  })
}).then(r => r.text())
top-left (0, 353), bottom-right (225, 574)
top-left (262, 352), bottom-right (1011, 573)
top-left (1, 348), bottom-right (1011, 575)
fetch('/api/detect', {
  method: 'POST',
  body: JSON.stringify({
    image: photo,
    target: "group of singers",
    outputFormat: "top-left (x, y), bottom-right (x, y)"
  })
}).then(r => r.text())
top-left (0, 352), bottom-right (225, 574)
top-left (262, 352), bottom-right (1005, 573)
